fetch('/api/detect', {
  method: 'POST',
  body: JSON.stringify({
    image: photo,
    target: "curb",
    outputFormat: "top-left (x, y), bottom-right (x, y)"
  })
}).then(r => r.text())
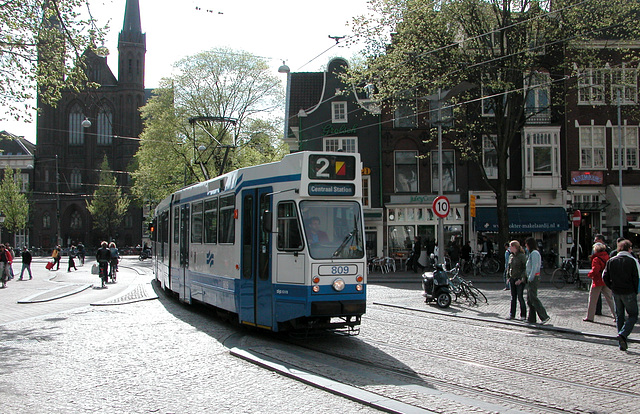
top-left (91, 283), bottom-right (158, 306)
top-left (17, 283), bottom-right (93, 304)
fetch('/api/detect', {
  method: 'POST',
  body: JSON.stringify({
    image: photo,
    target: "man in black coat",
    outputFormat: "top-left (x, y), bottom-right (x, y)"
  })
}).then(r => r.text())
top-left (19, 246), bottom-right (32, 280)
top-left (95, 241), bottom-right (112, 288)
top-left (603, 239), bottom-right (639, 351)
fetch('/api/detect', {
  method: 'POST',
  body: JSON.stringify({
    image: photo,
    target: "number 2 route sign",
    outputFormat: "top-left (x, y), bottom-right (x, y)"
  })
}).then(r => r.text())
top-left (433, 196), bottom-right (450, 218)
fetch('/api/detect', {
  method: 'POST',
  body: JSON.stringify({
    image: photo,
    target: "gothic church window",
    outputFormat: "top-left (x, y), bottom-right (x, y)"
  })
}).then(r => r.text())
top-left (69, 104), bottom-right (85, 146)
top-left (97, 107), bottom-right (113, 145)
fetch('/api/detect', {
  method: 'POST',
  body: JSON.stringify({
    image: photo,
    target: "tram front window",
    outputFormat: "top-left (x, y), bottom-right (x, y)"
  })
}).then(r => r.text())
top-left (300, 201), bottom-right (364, 260)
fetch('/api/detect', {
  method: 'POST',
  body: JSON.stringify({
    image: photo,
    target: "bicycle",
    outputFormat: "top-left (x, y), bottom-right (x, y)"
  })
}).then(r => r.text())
top-left (98, 262), bottom-right (109, 288)
top-left (109, 259), bottom-right (118, 283)
top-left (462, 252), bottom-right (500, 276)
top-left (551, 257), bottom-right (579, 289)
top-left (449, 264), bottom-right (488, 305)
top-left (541, 249), bottom-right (558, 275)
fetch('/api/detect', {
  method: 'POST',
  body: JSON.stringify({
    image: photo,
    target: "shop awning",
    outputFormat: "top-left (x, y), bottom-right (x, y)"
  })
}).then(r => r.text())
top-left (474, 207), bottom-right (569, 232)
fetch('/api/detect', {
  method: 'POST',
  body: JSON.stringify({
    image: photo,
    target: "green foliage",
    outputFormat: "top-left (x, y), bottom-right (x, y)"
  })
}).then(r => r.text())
top-left (1, 0), bottom-right (107, 121)
top-left (0, 168), bottom-right (29, 234)
top-left (86, 156), bottom-right (130, 240)
top-left (132, 47), bottom-right (286, 204)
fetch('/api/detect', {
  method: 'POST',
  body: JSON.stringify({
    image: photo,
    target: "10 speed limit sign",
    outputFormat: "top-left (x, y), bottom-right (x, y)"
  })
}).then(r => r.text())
top-left (432, 196), bottom-right (450, 218)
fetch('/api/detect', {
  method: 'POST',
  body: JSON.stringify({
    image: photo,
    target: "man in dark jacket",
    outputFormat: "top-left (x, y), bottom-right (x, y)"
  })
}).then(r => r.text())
top-left (19, 246), bottom-right (32, 280)
top-left (603, 239), bottom-right (639, 351)
top-left (95, 241), bottom-right (112, 288)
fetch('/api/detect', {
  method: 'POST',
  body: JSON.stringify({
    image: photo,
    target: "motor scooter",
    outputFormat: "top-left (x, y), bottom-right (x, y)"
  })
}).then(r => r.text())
top-left (421, 263), bottom-right (452, 308)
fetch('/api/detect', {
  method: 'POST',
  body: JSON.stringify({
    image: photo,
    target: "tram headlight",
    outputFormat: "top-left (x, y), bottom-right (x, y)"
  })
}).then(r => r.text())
top-left (356, 284), bottom-right (363, 291)
top-left (332, 278), bottom-right (345, 292)
top-left (312, 285), bottom-right (320, 293)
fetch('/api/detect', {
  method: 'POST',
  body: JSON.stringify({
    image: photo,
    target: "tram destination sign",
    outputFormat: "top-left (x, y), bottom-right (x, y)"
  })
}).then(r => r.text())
top-left (308, 154), bottom-right (356, 180)
top-left (308, 183), bottom-right (355, 196)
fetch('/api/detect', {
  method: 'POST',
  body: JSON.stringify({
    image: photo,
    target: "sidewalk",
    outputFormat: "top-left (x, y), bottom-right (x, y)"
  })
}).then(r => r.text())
top-left (368, 268), bottom-right (640, 344)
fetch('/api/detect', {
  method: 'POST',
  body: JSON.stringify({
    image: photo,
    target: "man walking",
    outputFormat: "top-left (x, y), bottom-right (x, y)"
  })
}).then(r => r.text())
top-left (603, 239), bottom-right (639, 351)
top-left (19, 246), bottom-right (32, 280)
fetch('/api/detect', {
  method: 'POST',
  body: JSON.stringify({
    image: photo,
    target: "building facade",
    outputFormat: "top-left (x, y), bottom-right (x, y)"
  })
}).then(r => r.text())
top-left (33, 0), bottom-right (146, 250)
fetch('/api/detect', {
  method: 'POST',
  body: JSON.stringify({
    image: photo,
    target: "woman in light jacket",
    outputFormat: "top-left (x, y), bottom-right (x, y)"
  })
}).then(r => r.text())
top-left (584, 242), bottom-right (615, 322)
top-left (525, 237), bottom-right (550, 324)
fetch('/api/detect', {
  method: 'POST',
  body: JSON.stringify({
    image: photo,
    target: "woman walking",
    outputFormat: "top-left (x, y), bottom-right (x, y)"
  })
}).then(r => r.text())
top-left (525, 237), bottom-right (550, 324)
top-left (507, 240), bottom-right (527, 320)
top-left (584, 242), bottom-right (616, 322)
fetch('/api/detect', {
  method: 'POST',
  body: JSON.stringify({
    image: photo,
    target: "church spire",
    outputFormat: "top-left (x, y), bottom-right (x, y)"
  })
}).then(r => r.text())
top-left (118, 0), bottom-right (146, 88)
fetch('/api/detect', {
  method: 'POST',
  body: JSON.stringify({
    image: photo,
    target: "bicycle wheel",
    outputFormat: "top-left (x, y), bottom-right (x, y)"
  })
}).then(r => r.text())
top-left (482, 258), bottom-right (500, 275)
top-left (551, 268), bottom-right (568, 289)
top-left (460, 283), bottom-right (477, 305)
top-left (542, 260), bottom-right (557, 276)
top-left (468, 285), bottom-right (488, 304)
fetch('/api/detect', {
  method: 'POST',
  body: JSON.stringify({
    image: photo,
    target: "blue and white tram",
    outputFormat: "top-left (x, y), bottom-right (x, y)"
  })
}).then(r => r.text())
top-left (150, 151), bottom-right (367, 332)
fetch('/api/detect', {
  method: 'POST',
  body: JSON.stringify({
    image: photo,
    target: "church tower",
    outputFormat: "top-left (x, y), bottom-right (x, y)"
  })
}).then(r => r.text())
top-left (118, 0), bottom-right (146, 90)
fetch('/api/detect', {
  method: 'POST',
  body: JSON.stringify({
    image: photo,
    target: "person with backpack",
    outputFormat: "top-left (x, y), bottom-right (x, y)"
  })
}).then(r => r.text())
top-left (584, 242), bottom-right (615, 322)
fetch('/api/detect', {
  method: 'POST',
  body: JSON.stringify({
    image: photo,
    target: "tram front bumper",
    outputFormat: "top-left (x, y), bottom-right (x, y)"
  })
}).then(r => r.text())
top-left (311, 300), bottom-right (366, 316)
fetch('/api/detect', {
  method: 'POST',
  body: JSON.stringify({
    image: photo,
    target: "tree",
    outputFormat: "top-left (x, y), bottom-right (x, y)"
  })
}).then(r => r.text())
top-left (1, 0), bottom-right (106, 121)
top-left (0, 168), bottom-right (30, 237)
top-left (86, 156), bottom-right (130, 241)
top-left (132, 47), bottom-right (286, 204)
top-left (349, 0), bottom-right (640, 249)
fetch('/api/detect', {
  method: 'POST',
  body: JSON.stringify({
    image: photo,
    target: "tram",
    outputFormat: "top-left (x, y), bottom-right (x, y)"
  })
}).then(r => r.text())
top-left (150, 151), bottom-right (367, 333)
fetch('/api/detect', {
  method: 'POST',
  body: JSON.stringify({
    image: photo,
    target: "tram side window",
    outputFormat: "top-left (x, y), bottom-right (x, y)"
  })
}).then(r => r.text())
top-left (204, 198), bottom-right (218, 244)
top-left (277, 201), bottom-right (303, 251)
top-left (173, 206), bottom-right (180, 243)
top-left (219, 195), bottom-right (235, 244)
top-left (191, 201), bottom-right (203, 243)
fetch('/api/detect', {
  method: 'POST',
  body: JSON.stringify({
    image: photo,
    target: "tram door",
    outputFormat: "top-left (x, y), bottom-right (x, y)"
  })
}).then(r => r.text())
top-left (240, 187), bottom-right (273, 328)
top-left (178, 203), bottom-right (190, 302)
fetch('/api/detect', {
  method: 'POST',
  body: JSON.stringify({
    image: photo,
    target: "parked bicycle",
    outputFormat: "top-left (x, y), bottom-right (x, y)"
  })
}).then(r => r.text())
top-left (449, 263), bottom-right (488, 305)
top-left (541, 248), bottom-right (558, 275)
top-left (461, 252), bottom-right (500, 276)
top-left (551, 257), bottom-right (580, 289)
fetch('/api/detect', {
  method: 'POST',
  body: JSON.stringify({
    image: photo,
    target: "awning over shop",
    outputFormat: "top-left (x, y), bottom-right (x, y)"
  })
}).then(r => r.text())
top-left (474, 207), bottom-right (569, 232)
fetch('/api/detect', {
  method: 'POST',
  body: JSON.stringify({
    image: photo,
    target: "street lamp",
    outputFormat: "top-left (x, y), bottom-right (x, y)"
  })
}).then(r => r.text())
top-left (425, 82), bottom-right (476, 265)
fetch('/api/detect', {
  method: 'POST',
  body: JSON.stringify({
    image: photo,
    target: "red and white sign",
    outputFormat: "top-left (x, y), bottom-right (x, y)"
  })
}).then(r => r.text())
top-left (433, 196), bottom-right (450, 218)
top-left (572, 210), bottom-right (581, 227)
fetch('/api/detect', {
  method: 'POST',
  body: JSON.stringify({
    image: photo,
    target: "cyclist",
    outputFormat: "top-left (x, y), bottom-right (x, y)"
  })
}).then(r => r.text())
top-left (96, 241), bottom-right (111, 288)
top-left (108, 242), bottom-right (119, 282)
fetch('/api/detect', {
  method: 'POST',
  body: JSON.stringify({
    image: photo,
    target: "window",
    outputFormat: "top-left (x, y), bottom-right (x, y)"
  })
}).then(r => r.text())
top-left (394, 93), bottom-right (417, 128)
top-left (362, 176), bottom-right (371, 208)
top-left (431, 150), bottom-right (455, 192)
top-left (277, 201), bottom-right (303, 251)
top-left (579, 126), bottom-right (606, 169)
top-left (43, 212), bottom-right (51, 229)
top-left (331, 102), bottom-right (347, 123)
top-left (70, 211), bottom-right (82, 230)
top-left (191, 201), bottom-right (203, 243)
top-left (524, 130), bottom-right (559, 176)
top-left (394, 150), bottom-right (418, 193)
top-left (482, 136), bottom-right (498, 179)
top-left (578, 67), bottom-right (605, 105)
top-left (70, 168), bottom-right (82, 190)
top-left (611, 63), bottom-right (638, 105)
top-left (68, 104), bottom-right (85, 146)
top-left (323, 137), bottom-right (357, 153)
top-left (97, 107), bottom-right (113, 145)
top-left (613, 125), bottom-right (639, 169)
top-left (481, 79), bottom-right (496, 117)
top-left (204, 198), bottom-right (218, 244)
top-left (524, 71), bottom-right (551, 123)
top-left (173, 206), bottom-right (180, 243)
top-left (17, 173), bottom-right (28, 192)
top-left (218, 195), bottom-right (235, 244)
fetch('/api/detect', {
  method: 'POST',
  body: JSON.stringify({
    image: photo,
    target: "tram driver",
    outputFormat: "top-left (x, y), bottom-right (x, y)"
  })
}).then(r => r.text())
top-left (308, 216), bottom-right (329, 244)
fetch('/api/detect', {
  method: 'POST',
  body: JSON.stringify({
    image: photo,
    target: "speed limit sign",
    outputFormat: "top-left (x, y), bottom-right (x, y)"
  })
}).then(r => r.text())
top-left (433, 196), bottom-right (450, 218)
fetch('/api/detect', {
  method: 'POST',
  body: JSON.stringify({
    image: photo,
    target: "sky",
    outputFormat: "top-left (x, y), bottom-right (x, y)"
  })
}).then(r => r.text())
top-left (4, 0), bottom-right (373, 141)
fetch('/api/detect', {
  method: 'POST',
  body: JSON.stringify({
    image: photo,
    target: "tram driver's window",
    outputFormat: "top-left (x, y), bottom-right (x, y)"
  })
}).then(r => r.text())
top-left (277, 201), bottom-right (303, 251)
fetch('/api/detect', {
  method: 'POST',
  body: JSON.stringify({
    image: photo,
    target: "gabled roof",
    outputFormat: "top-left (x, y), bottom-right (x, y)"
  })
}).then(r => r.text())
top-left (289, 72), bottom-right (324, 118)
top-left (0, 131), bottom-right (36, 156)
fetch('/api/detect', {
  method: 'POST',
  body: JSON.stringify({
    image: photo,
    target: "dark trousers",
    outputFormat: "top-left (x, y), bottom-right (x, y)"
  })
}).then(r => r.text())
top-left (510, 279), bottom-right (526, 318)
top-left (527, 277), bottom-right (549, 323)
top-left (614, 292), bottom-right (639, 339)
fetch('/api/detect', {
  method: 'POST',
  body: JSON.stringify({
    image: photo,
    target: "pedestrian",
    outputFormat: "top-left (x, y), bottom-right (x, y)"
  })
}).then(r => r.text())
top-left (96, 241), bottom-right (111, 288)
top-left (77, 242), bottom-right (85, 265)
top-left (4, 243), bottom-right (14, 280)
top-left (409, 236), bottom-right (423, 273)
top-left (67, 245), bottom-right (78, 272)
top-left (0, 244), bottom-right (9, 288)
top-left (584, 242), bottom-right (615, 322)
top-left (19, 246), bottom-right (32, 280)
top-left (503, 243), bottom-right (511, 291)
top-left (507, 240), bottom-right (527, 320)
top-left (603, 239), bottom-right (639, 351)
top-left (460, 241), bottom-right (471, 273)
top-left (51, 245), bottom-right (61, 270)
top-left (108, 242), bottom-right (119, 278)
top-left (525, 237), bottom-right (550, 324)
top-left (592, 234), bottom-right (609, 315)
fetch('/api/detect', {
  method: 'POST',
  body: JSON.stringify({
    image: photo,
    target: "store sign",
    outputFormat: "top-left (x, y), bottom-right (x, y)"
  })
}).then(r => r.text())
top-left (571, 171), bottom-right (603, 185)
top-left (322, 124), bottom-right (359, 136)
